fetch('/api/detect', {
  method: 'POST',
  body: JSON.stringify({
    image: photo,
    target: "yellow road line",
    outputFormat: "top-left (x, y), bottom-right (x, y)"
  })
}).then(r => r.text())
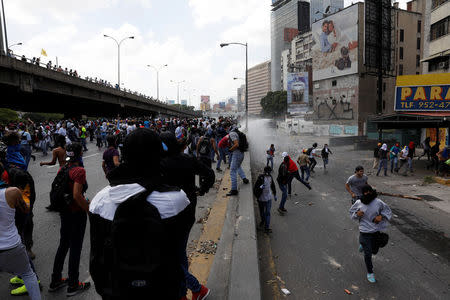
top-left (189, 170), bottom-right (231, 284)
top-left (265, 233), bottom-right (282, 299)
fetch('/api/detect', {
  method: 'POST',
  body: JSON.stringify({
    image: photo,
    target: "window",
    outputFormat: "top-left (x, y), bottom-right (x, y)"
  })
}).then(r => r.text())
top-left (432, 0), bottom-right (449, 9)
top-left (417, 38), bottom-right (421, 50)
top-left (399, 64), bottom-right (403, 75)
top-left (399, 29), bottom-right (404, 42)
top-left (399, 47), bottom-right (404, 60)
top-left (416, 72), bottom-right (420, 75)
top-left (428, 57), bottom-right (449, 72)
top-left (418, 20), bottom-right (421, 33)
top-left (332, 80), bottom-right (337, 86)
top-left (430, 16), bottom-right (450, 41)
top-left (416, 55), bottom-right (421, 67)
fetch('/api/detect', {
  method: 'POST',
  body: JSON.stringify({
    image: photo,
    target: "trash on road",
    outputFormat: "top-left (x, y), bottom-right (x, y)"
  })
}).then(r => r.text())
top-left (281, 288), bottom-right (291, 295)
top-left (344, 289), bottom-right (352, 295)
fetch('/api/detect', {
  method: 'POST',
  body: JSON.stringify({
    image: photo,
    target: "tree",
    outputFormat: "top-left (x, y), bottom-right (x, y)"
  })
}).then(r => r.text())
top-left (0, 108), bottom-right (19, 123)
top-left (260, 91), bottom-right (287, 117)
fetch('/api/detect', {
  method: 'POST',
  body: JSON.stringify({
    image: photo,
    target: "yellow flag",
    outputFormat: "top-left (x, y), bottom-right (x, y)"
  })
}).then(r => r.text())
top-left (41, 49), bottom-right (47, 57)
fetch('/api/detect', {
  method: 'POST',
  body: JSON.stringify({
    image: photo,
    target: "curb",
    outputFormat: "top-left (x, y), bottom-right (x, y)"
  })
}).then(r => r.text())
top-left (207, 153), bottom-right (261, 300)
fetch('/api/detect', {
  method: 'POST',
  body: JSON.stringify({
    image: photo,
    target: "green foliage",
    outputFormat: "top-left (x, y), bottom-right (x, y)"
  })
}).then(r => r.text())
top-left (23, 112), bottom-right (64, 122)
top-left (169, 104), bottom-right (195, 111)
top-left (423, 176), bottom-right (435, 185)
top-left (0, 108), bottom-right (19, 123)
top-left (260, 91), bottom-right (287, 117)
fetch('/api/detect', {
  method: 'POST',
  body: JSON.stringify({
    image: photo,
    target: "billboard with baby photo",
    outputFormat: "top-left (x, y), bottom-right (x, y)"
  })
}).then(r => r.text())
top-left (311, 4), bottom-right (358, 81)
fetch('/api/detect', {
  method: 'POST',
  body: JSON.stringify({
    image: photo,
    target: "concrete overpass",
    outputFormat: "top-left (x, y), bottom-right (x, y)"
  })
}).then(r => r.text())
top-left (0, 55), bottom-right (201, 118)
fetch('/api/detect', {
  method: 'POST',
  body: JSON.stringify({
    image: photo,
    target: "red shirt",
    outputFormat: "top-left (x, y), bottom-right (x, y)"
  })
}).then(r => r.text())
top-left (57, 165), bottom-right (86, 212)
top-left (287, 157), bottom-right (298, 173)
top-left (218, 135), bottom-right (230, 149)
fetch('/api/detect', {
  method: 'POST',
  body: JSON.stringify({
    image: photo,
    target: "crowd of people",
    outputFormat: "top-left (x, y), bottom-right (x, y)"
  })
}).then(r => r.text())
top-left (0, 115), bottom-right (250, 300)
top-left (373, 138), bottom-right (449, 177)
top-left (9, 52), bottom-right (169, 105)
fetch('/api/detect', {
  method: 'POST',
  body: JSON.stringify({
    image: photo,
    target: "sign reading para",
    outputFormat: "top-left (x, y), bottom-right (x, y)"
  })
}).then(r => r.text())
top-left (395, 85), bottom-right (450, 111)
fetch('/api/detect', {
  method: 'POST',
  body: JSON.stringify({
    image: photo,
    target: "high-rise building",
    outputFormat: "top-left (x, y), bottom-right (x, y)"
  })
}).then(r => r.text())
top-left (310, 0), bottom-right (344, 25)
top-left (271, 0), bottom-right (310, 91)
top-left (248, 61), bottom-right (271, 115)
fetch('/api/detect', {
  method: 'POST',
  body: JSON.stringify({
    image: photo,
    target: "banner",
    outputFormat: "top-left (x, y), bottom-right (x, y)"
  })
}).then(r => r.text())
top-left (311, 4), bottom-right (358, 81)
top-left (395, 74), bottom-right (450, 111)
top-left (201, 96), bottom-right (210, 104)
top-left (287, 72), bottom-right (309, 115)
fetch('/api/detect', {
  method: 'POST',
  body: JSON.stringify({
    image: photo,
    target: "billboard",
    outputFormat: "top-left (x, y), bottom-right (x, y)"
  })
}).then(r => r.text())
top-left (310, 0), bottom-right (344, 25)
top-left (287, 72), bottom-right (309, 115)
top-left (167, 100), bottom-right (175, 105)
top-left (201, 95), bottom-right (210, 104)
top-left (180, 100), bottom-right (187, 106)
top-left (394, 74), bottom-right (450, 111)
top-left (311, 4), bottom-right (358, 81)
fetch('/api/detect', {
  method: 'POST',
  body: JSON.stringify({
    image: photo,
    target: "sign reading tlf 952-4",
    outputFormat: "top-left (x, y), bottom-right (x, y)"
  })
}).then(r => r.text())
top-left (395, 85), bottom-right (450, 111)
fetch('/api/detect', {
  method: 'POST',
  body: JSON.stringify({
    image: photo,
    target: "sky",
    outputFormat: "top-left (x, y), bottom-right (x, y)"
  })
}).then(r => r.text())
top-left (3, 0), bottom-right (407, 108)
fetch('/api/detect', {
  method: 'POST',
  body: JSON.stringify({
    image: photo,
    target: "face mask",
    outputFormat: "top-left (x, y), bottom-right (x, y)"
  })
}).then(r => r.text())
top-left (361, 192), bottom-right (376, 205)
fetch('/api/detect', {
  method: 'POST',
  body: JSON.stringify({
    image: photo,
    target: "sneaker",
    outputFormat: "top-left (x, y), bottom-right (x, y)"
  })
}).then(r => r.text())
top-left (49, 278), bottom-right (68, 292)
top-left (367, 273), bottom-right (376, 283)
top-left (216, 168), bottom-right (222, 172)
top-left (243, 178), bottom-right (249, 184)
top-left (192, 285), bottom-right (210, 300)
top-left (226, 190), bottom-right (238, 196)
top-left (67, 282), bottom-right (91, 297)
top-left (10, 276), bottom-right (24, 286)
top-left (281, 208), bottom-right (287, 212)
top-left (10, 281), bottom-right (41, 296)
top-left (264, 228), bottom-right (273, 233)
top-left (358, 244), bottom-right (363, 253)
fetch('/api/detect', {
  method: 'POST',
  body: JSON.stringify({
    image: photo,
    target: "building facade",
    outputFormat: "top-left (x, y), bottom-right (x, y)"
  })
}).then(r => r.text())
top-left (248, 61), bottom-right (271, 115)
top-left (236, 84), bottom-right (245, 112)
top-left (271, 0), bottom-right (310, 91)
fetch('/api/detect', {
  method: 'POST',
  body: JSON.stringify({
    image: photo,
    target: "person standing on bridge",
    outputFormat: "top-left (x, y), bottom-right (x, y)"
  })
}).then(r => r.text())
top-left (226, 126), bottom-right (249, 196)
top-left (349, 185), bottom-right (392, 283)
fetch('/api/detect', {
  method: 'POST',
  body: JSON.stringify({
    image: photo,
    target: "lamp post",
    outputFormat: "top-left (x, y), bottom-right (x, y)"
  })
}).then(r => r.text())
top-left (148, 64), bottom-right (167, 100)
top-left (103, 34), bottom-right (134, 87)
top-left (170, 80), bottom-right (185, 104)
top-left (220, 42), bottom-right (248, 130)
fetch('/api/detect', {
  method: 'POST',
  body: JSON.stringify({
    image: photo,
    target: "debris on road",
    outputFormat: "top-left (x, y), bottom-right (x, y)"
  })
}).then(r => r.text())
top-left (378, 192), bottom-right (422, 201)
top-left (344, 289), bottom-right (352, 295)
top-left (281, 288), bottom-right (291, 295)
top-left (196, 240), bottom-right (218, 255)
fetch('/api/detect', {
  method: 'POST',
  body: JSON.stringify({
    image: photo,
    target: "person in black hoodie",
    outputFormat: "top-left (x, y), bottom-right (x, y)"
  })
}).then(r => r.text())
top-left (89, 129), bottom-right (191, 300)
top-left (160, 132), bottom-right (214, 300)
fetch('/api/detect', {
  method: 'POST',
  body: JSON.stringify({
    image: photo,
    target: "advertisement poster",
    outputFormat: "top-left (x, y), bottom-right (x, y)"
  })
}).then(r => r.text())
top-left (287, 72), bottom-right (309, 115)
top-left (311, 4), bottom-right (358, 81)
top-left (395, 74), bottom-right (450, 111)
top-left (201, 95), bottom-right (210, 104)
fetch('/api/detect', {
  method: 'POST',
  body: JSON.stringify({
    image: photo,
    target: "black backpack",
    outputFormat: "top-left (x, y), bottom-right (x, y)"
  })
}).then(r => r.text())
top-left (237, 131), bottom-right (249, 152)
top-left (198, 137), bottom-right (211, 156)
top-left (49, 165), bottom-right (76, 212)
top-left (306, 147), bottom-right (313, 156)
top-left (89, 189), bottom-right (182, 299)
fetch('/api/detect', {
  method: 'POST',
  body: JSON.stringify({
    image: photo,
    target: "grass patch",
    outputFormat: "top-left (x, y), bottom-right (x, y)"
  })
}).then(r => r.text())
top-left (423, 176), bottom-right (436, 185)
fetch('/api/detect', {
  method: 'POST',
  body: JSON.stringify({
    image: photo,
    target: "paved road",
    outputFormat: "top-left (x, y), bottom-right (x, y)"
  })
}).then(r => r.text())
top-left (249, 119), bottom-right (450, 300)
top-left (0, 140), bottom-right (219, 299)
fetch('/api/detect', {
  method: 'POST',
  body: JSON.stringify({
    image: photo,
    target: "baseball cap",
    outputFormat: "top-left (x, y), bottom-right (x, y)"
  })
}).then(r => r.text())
top-left (282, 152), bottom-right (288, 158)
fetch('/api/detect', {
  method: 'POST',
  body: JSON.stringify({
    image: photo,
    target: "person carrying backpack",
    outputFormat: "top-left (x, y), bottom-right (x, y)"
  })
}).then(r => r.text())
top-left (349, 185), bottom-right (392, 283)
top-left (49, 142), bottom-right (91, 297)
top-left (254, 166), bottom-right (277, 233)
top-left (0, 163), bottom-right (41, 300)
top-left (89, 128), bottom-right (190, 300)
top-left (226, 126), bottom-right (249, 196)
top-left (276, 155), bottom-right (289, 214)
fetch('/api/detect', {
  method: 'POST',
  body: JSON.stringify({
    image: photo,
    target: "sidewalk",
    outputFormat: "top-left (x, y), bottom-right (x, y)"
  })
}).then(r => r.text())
top-left (188, 154), bottom-right (261, 300)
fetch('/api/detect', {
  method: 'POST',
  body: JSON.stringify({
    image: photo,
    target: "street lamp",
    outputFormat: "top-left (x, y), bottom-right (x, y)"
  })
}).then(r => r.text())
top-left (170, 80), bottom-right (185, 104)
top-left (148, 64), bottom-right (168, 100)
top-left (103, 34), bottom-right (134, 87)
top-left (8, 42), bottom-right (22, 48)
top-left (220, 42), bottom-right (248, 130)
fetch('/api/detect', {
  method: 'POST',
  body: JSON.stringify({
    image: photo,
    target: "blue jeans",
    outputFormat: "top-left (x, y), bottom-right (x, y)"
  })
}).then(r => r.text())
top-left (178, 227), bottom-right (201, 296)
top-left (19, 144), bottom-right (32, 169)
top-left (390, 157), bottom-right (398, 172)
top-left (278, 183), bottom-right (288, 209)
top-left (258, 200), bottom-right (272, 229)
top-left (266, 157), bottom-right (273, 169)
top-left (377, 158), bottom-right (388, 175)
top-left (323, 158), bottom-right (329, 169)
top-left (230, 150), bottom-right (246, 190)
top-left (300, 165), bottom-right (310, 181)
top-left (216, 147), bottom-right (227, 169)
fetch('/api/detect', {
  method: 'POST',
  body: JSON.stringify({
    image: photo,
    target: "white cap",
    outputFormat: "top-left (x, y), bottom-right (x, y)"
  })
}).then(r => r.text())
top-left (282, 152), bottom-right (288, 158)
